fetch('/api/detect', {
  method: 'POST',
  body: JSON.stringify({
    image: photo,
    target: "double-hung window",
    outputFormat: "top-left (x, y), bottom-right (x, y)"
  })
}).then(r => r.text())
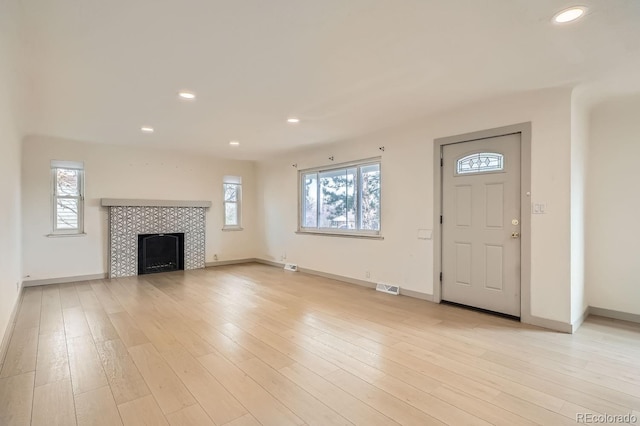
top-left (51, 160), bottom-right (84, 235)
top-left (223, 175), bottom-right (242, 230)
top-left (299, 159), bottom-right (381, 236)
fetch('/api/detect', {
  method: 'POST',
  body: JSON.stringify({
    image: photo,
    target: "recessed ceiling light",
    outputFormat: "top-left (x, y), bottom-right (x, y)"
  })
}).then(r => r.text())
top-left (178, 91), bottom-right (196, 100)
top-left (141, 126), bottom-right (154, 133)
top-left (553, 6), bottom-right (586, 23)
top-left (287, 117), bottom-right (300, 123)
top-left (229, 141), bottom-right (240, 146)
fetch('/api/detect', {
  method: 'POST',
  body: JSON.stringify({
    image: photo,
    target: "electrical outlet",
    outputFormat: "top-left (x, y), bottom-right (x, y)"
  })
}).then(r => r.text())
top-left (365, 271), bottom-right (370, 279)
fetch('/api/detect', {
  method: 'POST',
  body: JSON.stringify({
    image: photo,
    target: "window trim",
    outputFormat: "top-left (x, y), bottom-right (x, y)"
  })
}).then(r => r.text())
top-left (222, 177), bottom-right (242, 230)
top-left (298, 157), bottom-right (382, 237)
top-left (50, 160), bottom-right (85, 236)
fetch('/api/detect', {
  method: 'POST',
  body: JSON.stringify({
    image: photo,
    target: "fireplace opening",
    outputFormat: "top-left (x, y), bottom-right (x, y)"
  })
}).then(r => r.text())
top-left (137, 233), bottom-right (184, 275)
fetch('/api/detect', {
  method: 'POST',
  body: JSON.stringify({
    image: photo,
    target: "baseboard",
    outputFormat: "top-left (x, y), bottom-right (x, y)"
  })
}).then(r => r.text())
top-left (218, 259), bottom-right (429, 304)
top-left (254, 258), bottom-right (436, 300)
top-left (571, 306), bottom-right (590, 333)
top-left (522, 315), bottom-right (573, 333)
top-left (589, 306), bottom-right (640, 324)
top-left (400, 288), bottom-right (434, 302)
top-left (205, 258), bottom-right (256, 267)
top-left (22, 273), bottom-right (107, 287)
top-left (253, 259), bottom-right (285, 268)
top-left (254, 257), bottom-right (377, 288)
top-left (0, 285), bottom-right (23, 370)
top-left (297, 267), bottom-right (377, 289)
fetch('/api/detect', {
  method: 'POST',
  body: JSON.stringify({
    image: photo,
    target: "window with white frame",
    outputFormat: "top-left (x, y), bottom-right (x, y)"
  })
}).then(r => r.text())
top-left (223, 176), bottom-right (242, 229)
top-left (51, 160), bottom-right (84, 235)
top-left (300, 159), bottom-right (381, 235)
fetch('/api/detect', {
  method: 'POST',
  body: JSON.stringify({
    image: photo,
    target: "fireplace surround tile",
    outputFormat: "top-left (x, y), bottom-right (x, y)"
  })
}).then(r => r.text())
top-left (108, 206), bottom-right (206, 278)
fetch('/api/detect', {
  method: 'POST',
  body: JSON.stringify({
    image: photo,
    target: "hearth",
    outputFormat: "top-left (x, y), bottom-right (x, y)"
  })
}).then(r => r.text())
top-left (138, 233), bottom-right (184, 275)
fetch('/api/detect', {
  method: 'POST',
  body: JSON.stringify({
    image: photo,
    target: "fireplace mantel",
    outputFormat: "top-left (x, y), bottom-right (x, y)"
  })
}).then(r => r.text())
top-left (101, 198), bottom-right (211, 208)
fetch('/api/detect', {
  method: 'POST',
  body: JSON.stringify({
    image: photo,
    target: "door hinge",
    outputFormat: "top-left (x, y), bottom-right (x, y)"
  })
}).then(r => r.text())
top-left (439, 272), bottom-right (443, 281)
top-left (440, 158), bottom-right (443, 167)
top-left (440, 215), bottom-right (443, 224)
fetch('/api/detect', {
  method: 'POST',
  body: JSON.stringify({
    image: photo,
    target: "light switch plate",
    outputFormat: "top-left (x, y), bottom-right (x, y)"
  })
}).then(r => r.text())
top-left (532, 203), bottom-right (547, 214)
top-left (417, 229), bottom-right (432, 239)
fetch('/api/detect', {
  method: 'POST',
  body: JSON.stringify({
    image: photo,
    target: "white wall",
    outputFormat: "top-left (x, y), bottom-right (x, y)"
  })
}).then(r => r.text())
top-left (257, 88), bottom-right (573, 325)
top-left (570, 89), bottom-right (589, 325)
top-left (0, 0), bottom-right (24, 343)
top-left (586, 94), bottom-right (640, 316)
top-left (22, 136), bottom-right (258, 281)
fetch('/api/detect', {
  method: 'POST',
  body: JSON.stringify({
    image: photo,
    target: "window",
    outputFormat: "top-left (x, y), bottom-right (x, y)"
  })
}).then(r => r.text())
top-left (456, 152), bottom-right (504, 175)
top-left (223, 176), bottom-right (242, 230)
top-left (300, 159), bottom-right (381, 236)
top-left (51, 160), bottom-right (84, 235)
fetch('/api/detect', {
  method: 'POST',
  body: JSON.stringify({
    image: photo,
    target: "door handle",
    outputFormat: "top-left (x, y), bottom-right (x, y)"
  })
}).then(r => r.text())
top-left (511, 232), bottom-right (520, 239)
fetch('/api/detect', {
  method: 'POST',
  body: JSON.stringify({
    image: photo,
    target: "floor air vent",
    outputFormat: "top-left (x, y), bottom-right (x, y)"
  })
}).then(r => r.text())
top-left (283, 263), bottom-right (298, 272)
top-left (376, 283), bottom-right (400, 295)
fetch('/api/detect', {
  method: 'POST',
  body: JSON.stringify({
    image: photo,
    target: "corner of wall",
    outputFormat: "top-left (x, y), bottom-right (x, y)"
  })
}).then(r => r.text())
top-left (569, 87), bottom-right (590, 325)
top-left (0, 286), bottom-right (23, 368)
top-left (0, 0), bottom-right (25, 363)
top-left (584, 93), bottom-right (640, 317)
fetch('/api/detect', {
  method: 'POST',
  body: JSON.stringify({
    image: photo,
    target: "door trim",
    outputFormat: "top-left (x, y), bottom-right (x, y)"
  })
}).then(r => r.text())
top-left (433, 123), bottom-right (532, 323)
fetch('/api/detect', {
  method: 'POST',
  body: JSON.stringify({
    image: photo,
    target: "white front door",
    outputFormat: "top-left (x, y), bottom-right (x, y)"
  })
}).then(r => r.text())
top-left (441, 133), bottom-right (521, 317)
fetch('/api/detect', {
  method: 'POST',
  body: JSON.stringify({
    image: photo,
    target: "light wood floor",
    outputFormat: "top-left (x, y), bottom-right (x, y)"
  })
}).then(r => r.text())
top-left (1, 263), bottom-right (639, 425)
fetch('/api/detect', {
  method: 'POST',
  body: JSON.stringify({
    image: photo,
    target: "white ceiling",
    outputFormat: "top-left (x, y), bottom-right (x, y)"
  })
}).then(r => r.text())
top-left (20, 0), bottom-right (640, 160)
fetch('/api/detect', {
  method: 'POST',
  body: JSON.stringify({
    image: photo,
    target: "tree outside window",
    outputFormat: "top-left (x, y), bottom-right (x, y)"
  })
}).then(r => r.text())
top-left (51, 160), bottom-right (84, 235)
top-left (300, 161), bottom-right (380, 235)
top-left (223, 176), bottom-right (242, 230)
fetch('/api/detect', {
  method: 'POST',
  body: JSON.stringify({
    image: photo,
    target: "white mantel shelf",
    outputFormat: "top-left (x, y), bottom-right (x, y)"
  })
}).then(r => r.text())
top-left (101, 198), bottom-right (212, 208)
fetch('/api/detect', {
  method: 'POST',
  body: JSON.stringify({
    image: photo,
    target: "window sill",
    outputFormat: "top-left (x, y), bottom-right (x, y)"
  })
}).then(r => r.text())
top-left (222, 227), bottom-right (244, 232)
top-left (47, 233), bottom-right (87, 238)
top-left (295, 230), bottom-right (383, 240)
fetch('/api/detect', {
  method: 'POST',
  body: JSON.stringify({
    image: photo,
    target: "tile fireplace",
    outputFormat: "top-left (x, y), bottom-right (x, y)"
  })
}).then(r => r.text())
top-left (101, 199), bottom-right (211, 278)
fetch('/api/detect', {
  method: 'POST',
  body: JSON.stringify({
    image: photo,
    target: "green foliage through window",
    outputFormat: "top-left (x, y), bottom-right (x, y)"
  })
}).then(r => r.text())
top-left (301, 161), bottom-right (380, 234)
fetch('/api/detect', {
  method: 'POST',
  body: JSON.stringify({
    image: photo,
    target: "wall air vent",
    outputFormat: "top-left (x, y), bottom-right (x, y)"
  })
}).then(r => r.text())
top-left (376, 283), bottom-right (400, 295)
top-left (283, 263), bottom-right (298, 272)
